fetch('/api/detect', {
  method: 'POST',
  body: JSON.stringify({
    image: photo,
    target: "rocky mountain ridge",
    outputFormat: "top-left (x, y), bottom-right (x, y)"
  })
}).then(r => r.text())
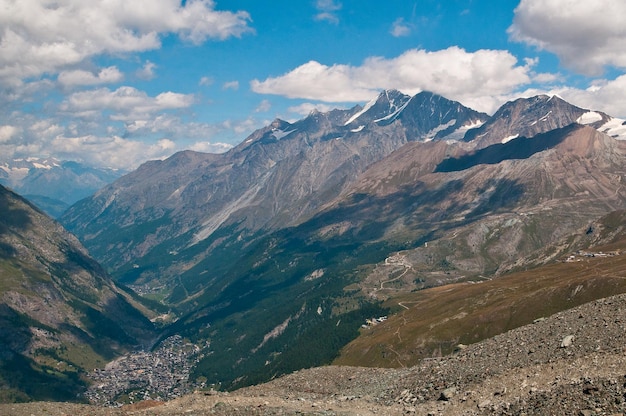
top-left (57, 90), bottom-right (626, 391)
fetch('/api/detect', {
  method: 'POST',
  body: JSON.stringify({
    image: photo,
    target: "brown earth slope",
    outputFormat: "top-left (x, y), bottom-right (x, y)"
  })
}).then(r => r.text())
top-left (1, 291), bottom-right (626, 415)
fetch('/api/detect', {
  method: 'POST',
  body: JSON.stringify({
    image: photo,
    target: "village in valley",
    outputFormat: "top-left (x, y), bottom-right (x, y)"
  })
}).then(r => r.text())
top-left (85, 336), bottom-right (206, 406)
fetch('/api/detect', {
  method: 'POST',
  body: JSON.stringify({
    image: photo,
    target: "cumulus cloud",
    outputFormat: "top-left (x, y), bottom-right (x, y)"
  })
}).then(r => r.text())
top-left (59, 86), bottom-right (195, 121)
top-left (509, 0), bottom-right (626, 75)
top-left (0, 107), bottom-right (240, 169)
top-left (0, 0), bottom-right (253, 85)
top-left (314, 0), bottom-right (342, 24)
top-left (124, 114), bottom-right (220, 140)
top-left (58, 66), bottom-right (124, 87)
top-left (222, 117), bottom-right (265, 135)
top-left (49, 134), bottom-right (178, 169)
top-left (222, 81), bottom-right (240, 90)
top-left (251, 47), bottom-right (532, 113)
top-left (550, 75), bottom-right (626, 118)
top-left (287, 102), bottom-right (340, 116)
top-left (255, 99), bottom-right (272, 113)
top-left (199, 76), bottom-right (214, 86)
top-left (390, 18), bottom-right (412, 37)
top-left (0, 125), bottom-right (20, 143)
top-left (136, 61), bottom-right (157, 80)
top-left (189, 141), bottom-right (233, 153)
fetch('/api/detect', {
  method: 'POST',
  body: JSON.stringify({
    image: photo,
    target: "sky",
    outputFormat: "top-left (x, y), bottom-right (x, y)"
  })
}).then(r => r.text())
top-left (2, 0), bottom-right (626, 170)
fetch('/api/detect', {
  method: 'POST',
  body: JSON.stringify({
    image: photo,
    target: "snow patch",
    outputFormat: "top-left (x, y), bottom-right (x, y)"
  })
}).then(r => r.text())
top-left (501, 134), bottom-right (519, 144)
top-left (344, 97), bottom-right (377, 125)
top-left (272, 128), bottom-right (296, 140)
top-left (32, 162), bottom-right (53, 170)
top-left (598, 117), bottom-right (626, 140)
top-left (577, 111), bottom-right (603, 125)
top-left (374, 96), bottom-right (412, 123)
top-left (424, 119), bottom-right (456, 141)
top-left (444, 119), bottom-right (485, 141)
top-left (350, 125), bottom-right (364, 133)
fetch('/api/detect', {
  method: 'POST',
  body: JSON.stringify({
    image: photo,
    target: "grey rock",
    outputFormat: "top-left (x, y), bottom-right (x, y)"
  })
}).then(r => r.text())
top-left (561, 335), bottom-right (575, 348)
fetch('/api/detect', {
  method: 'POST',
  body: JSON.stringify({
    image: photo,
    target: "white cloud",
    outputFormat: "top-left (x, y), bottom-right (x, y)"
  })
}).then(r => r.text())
top-left (136, 61), bottom-right (157, 80)
top-left (189, 141), bottom-right (233, 153)
top-left (0, 125), bottom-right (20, 143)
top-left (49, 134), bottom-right (178, 169)
top-left (0, 108), bottom-right (242, 169)
top-left (255, 99), bottom-right (272, 113)
top-left (222, 81), bottom-right (240, 90)
top-left (251, 47), bottom-right (532, 112)
top-left (509, 0), bottom-right (626, 75)
top-left (314, 0), bottom-right (342, 24)
top-left (124, 114), bottom-right (220, 139)
top-left (0, 0), bottom-right (253, 85)
top-left (60, 86), bottom-right (195, 121)
top-left (390, 18), bottom-right (412, 37)
top-left (551, 75), bottom-right (626, 118)
top-left (222, 117), bottom-right (265, 135)
top-left (199, 76), bottom-right (214, 86)
top-left (58, 66), bottom-right (124, 87)
top-left (287, 102), bottom-right (339, 116)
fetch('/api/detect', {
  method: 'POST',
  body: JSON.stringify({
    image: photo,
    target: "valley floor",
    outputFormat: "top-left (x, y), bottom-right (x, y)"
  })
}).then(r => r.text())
top-left (3, 293), bottom-right (626, 415)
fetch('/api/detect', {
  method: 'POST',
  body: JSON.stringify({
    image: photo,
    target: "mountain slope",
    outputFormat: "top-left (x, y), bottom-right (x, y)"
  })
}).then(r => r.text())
top-left (144, 124), bottom-right (625, 390)
top-left (58, 92), bottom-right (626, 390)
top-left (335, 212), bottom-right (626, 368)
top-left (334, 124), bottom-right (626, 289)
top-left (60, 91), bottom-right (486, 289)
top-left (0, 185), bottom-right (155, 402)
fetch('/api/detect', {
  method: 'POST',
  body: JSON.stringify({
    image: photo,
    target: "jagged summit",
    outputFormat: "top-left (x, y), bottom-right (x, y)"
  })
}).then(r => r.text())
top-left (463, 94), bottom-right (593, 147)
top-left (341, 89), bottom-right (489, 142)
top-left (344, 89), bottom-right (411, 127)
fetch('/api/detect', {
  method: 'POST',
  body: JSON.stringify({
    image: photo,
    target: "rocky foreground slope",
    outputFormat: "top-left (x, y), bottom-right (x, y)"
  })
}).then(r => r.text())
top-left (3, 292), bottom-right (626, 415)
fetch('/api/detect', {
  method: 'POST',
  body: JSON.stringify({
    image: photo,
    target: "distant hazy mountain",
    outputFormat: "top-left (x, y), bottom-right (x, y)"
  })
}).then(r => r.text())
top-left (0, 184), bottom-right (155, 402)
top-left (59, 91), bottom-right (626, 390)
top-left (0, 158), bottom-right (125, 218)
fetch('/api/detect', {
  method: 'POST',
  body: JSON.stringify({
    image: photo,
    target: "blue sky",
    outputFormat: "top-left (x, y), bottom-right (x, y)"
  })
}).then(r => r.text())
top-left (1, 0), bottom-right (626, 169)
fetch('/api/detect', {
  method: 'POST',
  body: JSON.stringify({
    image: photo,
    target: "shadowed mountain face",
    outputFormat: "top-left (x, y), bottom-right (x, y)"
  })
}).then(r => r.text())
top-left (59, 92), bottom-right (626, 390)
top-left (435, 124), bottom-right (577, 172)
top-left (0, 185), bottom-right (155, 402)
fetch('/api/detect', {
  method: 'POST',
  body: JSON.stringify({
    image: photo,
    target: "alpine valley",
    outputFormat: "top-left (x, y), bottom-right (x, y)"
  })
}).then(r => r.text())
top-left (4, 90), bottom-right (626, 405)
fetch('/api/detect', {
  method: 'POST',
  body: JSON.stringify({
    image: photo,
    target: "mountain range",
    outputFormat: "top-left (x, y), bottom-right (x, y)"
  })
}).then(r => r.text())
top-left (2, 89), bottom-right (626, 402)
top-left (54, 90), bottom-right (626, 392)
top-left (0, 158), bottom-right (125, 218)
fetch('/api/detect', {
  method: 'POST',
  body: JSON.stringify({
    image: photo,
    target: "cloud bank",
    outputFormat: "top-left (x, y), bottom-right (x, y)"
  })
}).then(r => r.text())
top-left (252, 47), bottom-right (532, 113)
top-left (509, 0), bottom-right (626, 76)
top-left (0, 0), bottom-right (253, 86)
